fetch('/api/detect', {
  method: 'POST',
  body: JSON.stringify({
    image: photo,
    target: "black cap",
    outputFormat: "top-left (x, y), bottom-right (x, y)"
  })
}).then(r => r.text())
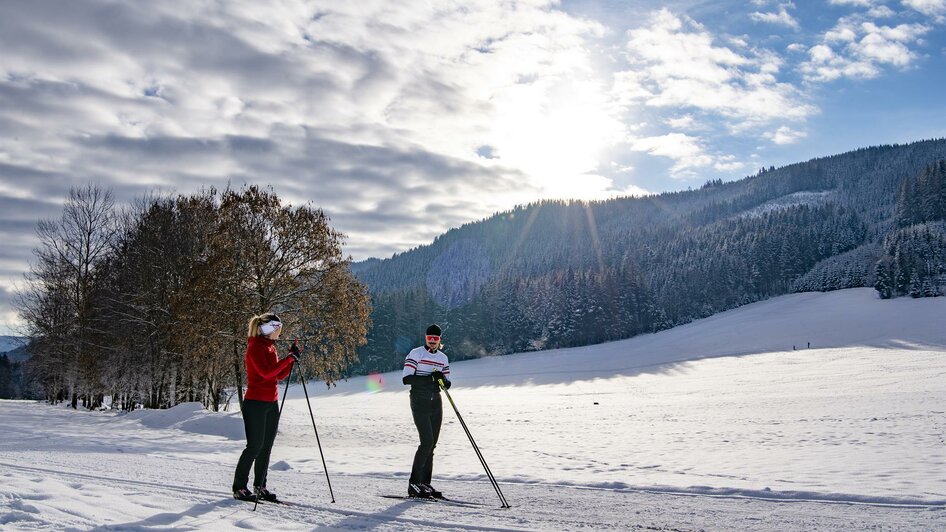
top-left (261, 313), bottom-right (281, 324)
top-left (425, 324), bottom-right (442, 336)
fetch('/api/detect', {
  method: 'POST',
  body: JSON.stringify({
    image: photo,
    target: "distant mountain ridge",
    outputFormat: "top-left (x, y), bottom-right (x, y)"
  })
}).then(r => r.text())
top-left (351, 138), bottom-right (946, 374)
top-left (0, 336), bottom-right (26, 354)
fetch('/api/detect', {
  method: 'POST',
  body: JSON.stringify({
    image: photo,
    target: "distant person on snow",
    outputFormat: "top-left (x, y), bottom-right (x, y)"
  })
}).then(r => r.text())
top-left (403, 324), bottom-right (451, 499)
top-left (232, 313), bottom-right (300, 502)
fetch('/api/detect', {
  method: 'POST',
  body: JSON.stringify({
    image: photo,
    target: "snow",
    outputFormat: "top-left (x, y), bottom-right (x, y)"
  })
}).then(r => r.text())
top-left (738, 190), bottom-right (835, 218)
top-left (1, 288), bottom-right (945, 530)
top-left (126, 402), bottom-right (245, 440)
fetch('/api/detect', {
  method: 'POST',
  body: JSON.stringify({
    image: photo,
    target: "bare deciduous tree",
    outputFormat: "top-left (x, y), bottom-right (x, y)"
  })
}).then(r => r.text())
top-left (20, 184), bottom-right (118, 408)
top-left (21, 184), bottom-right (371, 412)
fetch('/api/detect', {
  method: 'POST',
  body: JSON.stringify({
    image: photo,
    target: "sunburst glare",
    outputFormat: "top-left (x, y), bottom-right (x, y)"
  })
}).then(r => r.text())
top-left (489, 78), bottom-right (626, 201)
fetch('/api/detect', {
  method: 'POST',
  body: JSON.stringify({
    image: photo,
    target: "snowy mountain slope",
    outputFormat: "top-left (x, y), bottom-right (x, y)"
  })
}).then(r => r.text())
top-left (1, 288), bottom-right (944, 530)
top-left (0, 335), bottom-right (25, 354)
top-left (339, 287), bottom-right (944, 390)
top-left (355, 139), bottom-right (946, 370)
top-left (737, 190), bottom-right (835, 218)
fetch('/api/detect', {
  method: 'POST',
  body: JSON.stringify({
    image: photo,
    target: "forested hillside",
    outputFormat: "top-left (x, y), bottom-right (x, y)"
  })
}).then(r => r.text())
top-left (352, 139), bottom-right (946, 373)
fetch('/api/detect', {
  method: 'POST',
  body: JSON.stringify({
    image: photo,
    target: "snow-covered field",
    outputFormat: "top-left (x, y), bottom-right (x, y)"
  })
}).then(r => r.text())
top-left (2, 288), bottom-right (945, 530)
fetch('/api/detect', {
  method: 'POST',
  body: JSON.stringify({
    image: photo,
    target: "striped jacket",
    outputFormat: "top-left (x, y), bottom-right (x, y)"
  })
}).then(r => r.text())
top-left (402, 346), bottom-right (450, 387)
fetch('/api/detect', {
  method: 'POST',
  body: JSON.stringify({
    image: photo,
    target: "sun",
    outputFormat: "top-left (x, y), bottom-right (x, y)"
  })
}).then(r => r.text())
top-left (487, 78), bottom-right (627, 201)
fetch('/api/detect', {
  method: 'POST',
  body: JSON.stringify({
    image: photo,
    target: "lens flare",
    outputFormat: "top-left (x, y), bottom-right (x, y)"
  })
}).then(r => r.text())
top-left (365, 372), bottom-right (384, 393)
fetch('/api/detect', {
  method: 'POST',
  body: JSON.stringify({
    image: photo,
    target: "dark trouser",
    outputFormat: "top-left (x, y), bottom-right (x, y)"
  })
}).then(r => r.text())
top-left (232, 399), bottom-right (280, 491)
top-left (409, 391), bottom-right (442, 485)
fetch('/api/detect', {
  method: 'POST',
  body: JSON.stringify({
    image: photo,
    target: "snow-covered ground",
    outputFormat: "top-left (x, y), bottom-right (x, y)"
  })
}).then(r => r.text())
top-left (2, 288), bottom-right (945, 530)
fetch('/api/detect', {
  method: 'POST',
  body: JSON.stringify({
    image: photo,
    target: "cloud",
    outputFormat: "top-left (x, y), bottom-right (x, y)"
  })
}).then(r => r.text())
top-left (829, 0), bottom-right (877, 6)
top-left (630, 133), bottom-right (717, 178)
top-left (619, 183), bottom-right (652, 197)
top-left (766, 125), bottom-right (807, 144)
top-left (629, 133), bottom-right (747, 178)
top-left (609, 161), bottom-right (636, 174)
top-left (902, 0), bottom-right (946, 19)
top-left (610, 9), bottom-right (814, 175)
top-left (855, 23), bottom-right (925, 66)
top-left (0, 1), bottom-right (617, 260)
top-left (800, 16), bottom-right (931, 81)
top-left (0, 283), bottom-right (24, 336)
top-left (826, 1), bottom-right (896, 18)
top-left (750, 4), bottom-right (800, 30)
top-left (616, 9), bottom-right (815, 126)
top-left (666, 114), bottom-right (700, 129)
top-left (713, 155), bottom-right (747, 173)
top-left (826, 26), bottom-right (858, 42)
top-left (867, 6), bottom-right (897, 17)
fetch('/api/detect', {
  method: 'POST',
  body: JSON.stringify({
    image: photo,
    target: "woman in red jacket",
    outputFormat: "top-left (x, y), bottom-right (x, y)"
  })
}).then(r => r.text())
top-left (232, 313), bottom-right (299, 502)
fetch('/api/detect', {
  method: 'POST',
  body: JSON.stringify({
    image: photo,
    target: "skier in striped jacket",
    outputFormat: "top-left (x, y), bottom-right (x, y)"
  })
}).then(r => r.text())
top-left (402, 324), bottom-right (451, 498)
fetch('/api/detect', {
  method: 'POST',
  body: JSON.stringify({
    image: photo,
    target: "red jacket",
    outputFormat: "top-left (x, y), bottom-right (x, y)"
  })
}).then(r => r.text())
top-left (244, 336), bottom-right (295, 402)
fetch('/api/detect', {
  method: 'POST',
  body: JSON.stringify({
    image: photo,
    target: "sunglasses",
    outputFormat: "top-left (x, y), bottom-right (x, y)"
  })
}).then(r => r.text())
top-left (425, 335), bottom-right (441, 343)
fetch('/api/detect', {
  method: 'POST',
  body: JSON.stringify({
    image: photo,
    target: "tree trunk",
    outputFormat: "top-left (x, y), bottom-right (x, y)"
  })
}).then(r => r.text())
top-left (168, 365), bottom-right (176, 408)
top-left (233, 339), bottom-right (244, 411)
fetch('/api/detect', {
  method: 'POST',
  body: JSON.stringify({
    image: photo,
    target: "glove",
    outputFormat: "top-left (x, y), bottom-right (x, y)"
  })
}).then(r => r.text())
top-left (288, 341), bottom-right (301, 361)
top-left (431, 371), bottom-right (450, 389)
top-left (403, 374), bottom-right (431, 386)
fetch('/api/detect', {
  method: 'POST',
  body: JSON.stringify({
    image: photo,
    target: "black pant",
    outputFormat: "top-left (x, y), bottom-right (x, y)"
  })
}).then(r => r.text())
top-left (409, 390), bottom-right (442, 485)
top-left (233, 399), bottom-right (279, 491)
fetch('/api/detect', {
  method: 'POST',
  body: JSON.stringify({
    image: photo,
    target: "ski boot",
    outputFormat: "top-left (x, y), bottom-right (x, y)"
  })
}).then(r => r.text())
top-left (421, 483), bottom-right (444, 499)
top-left (408, 483), bottom-right (433, 499)
top-left (233, 487), bottom-right (256, 501)
top-left (254, 486), bottom-right (279, 503)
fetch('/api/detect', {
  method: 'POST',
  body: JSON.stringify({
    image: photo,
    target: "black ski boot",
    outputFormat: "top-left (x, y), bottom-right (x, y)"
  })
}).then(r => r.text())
top-left (408, 483), bottom-right (433, 498)
top-left (233, 487), bottom-right (256, 501)
top-left (421, 483), bottom-right (444, 499)
top-left (255, 486), bottom-right (279, 503)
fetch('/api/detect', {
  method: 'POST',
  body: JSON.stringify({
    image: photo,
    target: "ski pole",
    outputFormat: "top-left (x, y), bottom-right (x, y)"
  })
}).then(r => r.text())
top-left (253, 346), bottom-right (296, 512)
top-left (442, 383), bottom-right (509, 508)
top-left (278, 353), bottom-right (295, 418)
top-left (277, 339), bottom-right (305, 419)
top-left (298, 359), bottom-right (336, 503)
top-left (438, 379), bottom-right (510, 508)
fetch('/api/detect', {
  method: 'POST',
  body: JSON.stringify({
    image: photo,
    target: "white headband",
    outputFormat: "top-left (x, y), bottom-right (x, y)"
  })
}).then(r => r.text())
top-left (260, 321), bottom-right (282, 335)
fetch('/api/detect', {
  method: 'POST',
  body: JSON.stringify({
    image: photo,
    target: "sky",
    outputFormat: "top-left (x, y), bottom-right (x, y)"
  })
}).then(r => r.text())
top-left (1, 0), bottom-right (946, 334)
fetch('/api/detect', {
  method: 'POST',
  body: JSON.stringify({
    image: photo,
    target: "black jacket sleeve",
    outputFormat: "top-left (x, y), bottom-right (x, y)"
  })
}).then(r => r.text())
top-left (403, 374), bottom-right (430, 386)
top-left (403, 373), bottom-right (452, 389)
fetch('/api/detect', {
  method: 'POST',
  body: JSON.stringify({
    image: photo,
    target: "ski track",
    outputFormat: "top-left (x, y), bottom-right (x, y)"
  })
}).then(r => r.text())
top-left (1, 455), bottom-right (943, 531)
top-left (0, 460), bottom-right (523, 531)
